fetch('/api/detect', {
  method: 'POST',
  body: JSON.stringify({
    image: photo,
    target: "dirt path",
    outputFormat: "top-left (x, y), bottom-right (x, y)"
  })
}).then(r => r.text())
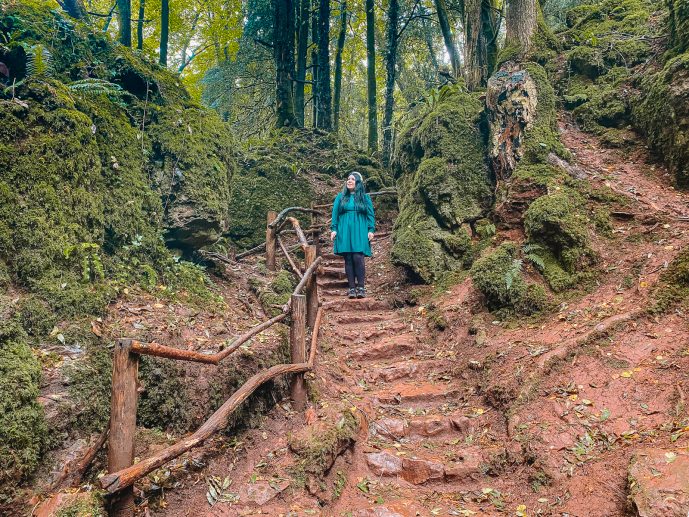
top-left (153, 119), bottom-right (689, 516)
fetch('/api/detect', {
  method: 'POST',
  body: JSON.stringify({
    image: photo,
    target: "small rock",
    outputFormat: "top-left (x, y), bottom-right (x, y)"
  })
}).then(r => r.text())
top-left (408, 416), bottom-right (450, 437)
top-left (400, 457), bottom-right (444, 484)
top-left (628, 448), bottom-right (689, 517)
top-left (365, 451), bottom-right (403, 476)
top-left (370, 418), bottom-right (407, 440)
top-left (243, 480), bottom-right (289, 505)
top-left (450, 416), bottom-right (471, 434)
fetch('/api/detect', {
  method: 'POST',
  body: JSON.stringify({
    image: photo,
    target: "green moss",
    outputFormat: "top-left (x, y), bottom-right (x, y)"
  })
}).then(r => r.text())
top-left (650, 247), bottom-right (689, 313)
top-left (54, 493), bottom-right (104, 517)
top-left (667, 0), bottom-right (689, 53)
top-left (469, 242), bottom-right (547, 314)
top-left (0, 320), bottom-right (48, 501)
top-left (137, 357), bottom-right (192, 433)
top-left (524, 192), bottom-right (591, 272)
top-left (634, 51), bottom-right (689, 188)
top-left (18, 296), bottom-right (56, 338)
top-left (392, 87), bottom-right (492, 282)
top-left (592, 208), bottom-right (614, 236)
top-left (538, 248), bottom-right (579, 292)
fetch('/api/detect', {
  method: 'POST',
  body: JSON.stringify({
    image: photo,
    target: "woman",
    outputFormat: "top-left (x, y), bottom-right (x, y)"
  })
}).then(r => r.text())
top-left (330, 172), bottom-right (375, 298)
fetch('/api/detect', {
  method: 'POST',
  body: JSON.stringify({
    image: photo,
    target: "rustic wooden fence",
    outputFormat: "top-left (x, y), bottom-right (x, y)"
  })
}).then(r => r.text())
top-left (100, 212), bottom-right (324, 517)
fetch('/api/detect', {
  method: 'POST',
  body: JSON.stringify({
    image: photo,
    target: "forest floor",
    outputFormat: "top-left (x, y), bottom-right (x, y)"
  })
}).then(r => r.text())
top-left (64, 113), bottom-right (689, 517)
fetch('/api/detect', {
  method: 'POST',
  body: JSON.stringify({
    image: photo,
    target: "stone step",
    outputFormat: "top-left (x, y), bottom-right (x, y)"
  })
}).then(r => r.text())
top-left (365, 448), bottom-right (482, 485)
top-left (371, 381), bottom-right (461, 405)
top-left (320, 266), bottom-right (346, 279)
top-left (323, 298), bottom-right (391, 312)
top-left (331, 312), bottom-right (394, 325)
top-left (347, 335), bottom-right (417, 361)
top-left (317, 278), bottom-right (349, 289)
top-left (370, 414), bottom-right (471, 441)
top-left (364, 359), bottom-right (448, 383)
top-left (338, 321), bottom-right (408, 345)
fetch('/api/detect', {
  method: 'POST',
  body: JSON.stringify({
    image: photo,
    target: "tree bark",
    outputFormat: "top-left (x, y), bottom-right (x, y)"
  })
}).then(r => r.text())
top-left (382, 0), bottom-right (399, 167)
top-left (116, 0), bottom-right (132, 47)
top-left (333, 1), bottom-right (347, 134)
top-left (434, 0), bottom-right (460, 77)
top-left (295, 0), bottom-right (310, 126)
top-left (311, 3), bottom-right (320, 128)
top-left (274, 0), bottom-right (298, 127)
top-left (316, 0), bottom-right (332, 130)
top-left (136, 0), bottom-right (145, 51)
top-left (60, 0), bottom-right (88, 20)
top-left (290, 294), bottom-right (307, 411)
top-left (159, 0), bottom-right (169, 65)
top-left (421, 8), bottom-right (440, 77)
top-left (366, 0), bottom-right (378, 153)
top-left (505, 0), bottom-right (538, 56)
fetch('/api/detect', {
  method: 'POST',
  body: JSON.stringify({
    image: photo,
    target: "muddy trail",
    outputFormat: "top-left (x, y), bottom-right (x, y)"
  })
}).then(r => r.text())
top-left (146, 117), bottom-right (689, 517)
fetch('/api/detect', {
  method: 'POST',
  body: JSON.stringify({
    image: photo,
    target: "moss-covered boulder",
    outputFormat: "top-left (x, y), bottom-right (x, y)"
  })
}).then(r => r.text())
top-left (0, 320), bottom-right (47, 502)
top-left (634, 52), bottom-right (689, 188)
top-left (391, 86), bottom-right (493, 282)
top-left (228, 129), bottom-right (387, 249)
top-left (651, 246), bottom-right (689, 312)
top-left (469, 242), bottom-right (547, 314)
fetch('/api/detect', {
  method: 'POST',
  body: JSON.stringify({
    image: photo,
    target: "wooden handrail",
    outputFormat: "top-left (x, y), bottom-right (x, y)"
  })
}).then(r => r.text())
top-left (277, 236), bottom-right (303, 279)
top-left (100, 362), bottom-right (311, 494)
top-left (268, 206), bottom-right (324, 229)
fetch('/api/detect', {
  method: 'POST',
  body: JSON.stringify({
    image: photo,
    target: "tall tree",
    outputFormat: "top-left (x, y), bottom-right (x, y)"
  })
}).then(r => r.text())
top-left (136, 0), bottom-right (145, 51)
top-left (382, 0), bottom-right (399, 166)
top-left (434, 0), bottom-right (460, 77)
top-left (58, 0), bottom-right (88, 20)
top-left (117, 0), bottom-right (132, 46)
top-left (464, 0), bottom-right (500, 89)
top-left (295, 0), bottom-right (310, 126)
top-left (316, 0), bottom-right (332, 130)
top-left (274, 0), bottom-right (298, 127)
top-left (333, 1), bottom-right (348, 134)
top-left (159, 0), bottom-right (169, 65)
top-left (505, 0), bottom-right (538, 56)
top-left (365, 0), bottom-right (378, 153)
top-left (311, 3), bottom-right (320, 127)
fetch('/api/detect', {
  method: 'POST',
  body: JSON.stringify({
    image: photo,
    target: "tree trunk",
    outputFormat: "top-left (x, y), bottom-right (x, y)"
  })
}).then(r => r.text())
top-left (274, 0), bottom-right (298, 127)
top-left (483, 0), bottom-right (500, 79)
top-left (117, 0), bottom-right (132, 47)
top-left (136, 0), bottom-right (145, 51)
top-left (316, 0), bottom-right (332, 130)
top-left (295, 0), bottom-right (310, 126)
top-left (366, 0), bottom-right (378, 153)
top-left (464, 0), bottom-right (500, 89)
top-left (421, 9), bottom-right (440, 77)
top-left (60, 0), bottom-right (88, 20)
top-left (434, 0), bottom-right (460, 78)
top-left (505, 0), bottom-right (538, 56)
top-left (382, 0), bottom-right (399, 167)
top-left (311, 3), bottom-right (320, 128)
top-left (333, 1), bottom-right (347, 134)
top-left (159, 0), bottom-right (169, 65)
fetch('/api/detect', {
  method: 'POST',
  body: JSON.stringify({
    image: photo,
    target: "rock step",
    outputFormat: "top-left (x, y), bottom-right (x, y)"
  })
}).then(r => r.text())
top-left (323, 298), bottom-right (391, 312)
top-left (338, 321), bottom-right (408, 345)
top-left (330, 312), bottom-right (395, 325)
top-left (320, 266), bottom-right (346, 279)
top-left (370, 414), bottom-right (471, 441)
top-left (318, 278), bottom-right (349, 289)
top-left (371, 381), bottom-right (461, 405)
top-left (347, 335), bottom-right (418, 361)
top-left (365, 448), bottom-right (482, 485)
top-left (363, 359), bottom-right (448, 383)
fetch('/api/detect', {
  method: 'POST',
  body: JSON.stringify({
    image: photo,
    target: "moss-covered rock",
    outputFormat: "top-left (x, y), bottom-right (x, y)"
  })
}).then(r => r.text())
top-left (634, 52), bottom-right (689, 188)
top-left (469, 242), bottom-right (547, 314)
top-left (228, 129), bottom-right (388, 249)
top-left (651, 246), bottom-right (689, 313)
top-left (667, 0), bottom-right (689, 53)
top-left (391, 87), bottom-right (493, 282)
top-left (0, 320), bottom-right (48, 502)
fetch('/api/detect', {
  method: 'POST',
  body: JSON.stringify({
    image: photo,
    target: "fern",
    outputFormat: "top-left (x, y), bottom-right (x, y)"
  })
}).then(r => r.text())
top-left (68, 78), bottom-right (123, 97)
top-left (505, 259), bottom-right (523, 290)
top-left (522, 243), bottom-right (546, 271)
top-left (23, 43), bottom-right (53, 78)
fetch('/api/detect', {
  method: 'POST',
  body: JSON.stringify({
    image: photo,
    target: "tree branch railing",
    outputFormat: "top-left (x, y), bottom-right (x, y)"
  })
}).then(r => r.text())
top-left (101, 213), bottom-right (323, 516)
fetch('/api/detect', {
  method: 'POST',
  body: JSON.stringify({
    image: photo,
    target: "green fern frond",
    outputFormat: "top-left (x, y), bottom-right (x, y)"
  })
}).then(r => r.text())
top-left (522, 243), bottom-right (544, 254)
top-left (526, 253), bottom-right (546, 270)
top-left (23, 43), bottom-right (53, 78)
top-left (505, 259), bottom-right (523, 290)
top-left (68, 78), bottom-right (123, 96)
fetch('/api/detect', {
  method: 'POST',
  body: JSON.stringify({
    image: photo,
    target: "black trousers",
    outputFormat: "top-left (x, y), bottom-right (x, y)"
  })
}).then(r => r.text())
top-left (342, 252), bottom-right (365, 289)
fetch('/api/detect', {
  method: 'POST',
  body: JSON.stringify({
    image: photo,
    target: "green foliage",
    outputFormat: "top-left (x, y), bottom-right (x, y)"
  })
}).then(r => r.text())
top-left (0, 320), bottom-right (48, 502)
top-left (666, 0), bottom-right (689, 52)
top-left (54, 493), bottom-right (104, 517)
top-left (137, 357), bottom-right (192, 433)
top-left (650, 246), bottom-right (689, 313)
top-left (23, 42), bottom-right (53, 77)
top-left (470, 242), bottom-right (548, 314)
top-left (392, 89), bottom-right (492, 282)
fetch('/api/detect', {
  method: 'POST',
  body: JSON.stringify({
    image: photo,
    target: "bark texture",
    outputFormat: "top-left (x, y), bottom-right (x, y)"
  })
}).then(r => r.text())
top-left (366, 0), bottom-right (378, 152)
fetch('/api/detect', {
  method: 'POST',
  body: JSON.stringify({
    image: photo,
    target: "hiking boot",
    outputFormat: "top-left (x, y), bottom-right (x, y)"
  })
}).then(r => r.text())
top-left (356, 286), bottom-right (366, 299)
top-left (347, 288), bottom-right (356, 299)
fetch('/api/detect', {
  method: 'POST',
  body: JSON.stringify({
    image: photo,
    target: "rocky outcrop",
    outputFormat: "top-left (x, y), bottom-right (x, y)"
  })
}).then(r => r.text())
top-left (391, 87), bottom-right (493, 282)
top-left (628, 449), bottom-right (689, 517)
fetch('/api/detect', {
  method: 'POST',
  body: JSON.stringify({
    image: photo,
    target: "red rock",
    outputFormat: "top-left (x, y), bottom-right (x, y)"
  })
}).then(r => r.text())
top-left (444, 452), bottom-right (482, 481)
top-left (370, 418), bottom-right (408, 440)
top-left (366, 451), bottom-right (403, 476)
top-left (450, 416), bottom-right (471, 434)
top-left (629, 448), bottom-right (689, 517)
top-left (348, 337), bottom-right (415, 361)
top-left (408, 416), bottom-right (450, 437)
top-left (400, 457), bottom-right (445, 484)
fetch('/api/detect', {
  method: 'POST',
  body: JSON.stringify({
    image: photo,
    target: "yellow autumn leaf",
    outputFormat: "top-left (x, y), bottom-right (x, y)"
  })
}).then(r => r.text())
top-left (620, 371), bottom-right (633, 378)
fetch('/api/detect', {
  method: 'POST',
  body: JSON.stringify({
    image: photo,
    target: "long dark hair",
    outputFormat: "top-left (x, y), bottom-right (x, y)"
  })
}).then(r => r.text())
top-left (339, 174), bottom-right (367, 214)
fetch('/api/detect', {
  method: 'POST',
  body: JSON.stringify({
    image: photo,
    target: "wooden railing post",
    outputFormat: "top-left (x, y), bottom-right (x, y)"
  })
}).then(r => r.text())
top-left (266, 210), bottom-right (277, 271)
top-left (290, 294), bottom-right (307, 411)
top-left (311, 202), bottom-right (321, 256)
top-left (107, 339), bottom-right (139, 517)
top-left (304, 245), bottom-right (319, 328)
